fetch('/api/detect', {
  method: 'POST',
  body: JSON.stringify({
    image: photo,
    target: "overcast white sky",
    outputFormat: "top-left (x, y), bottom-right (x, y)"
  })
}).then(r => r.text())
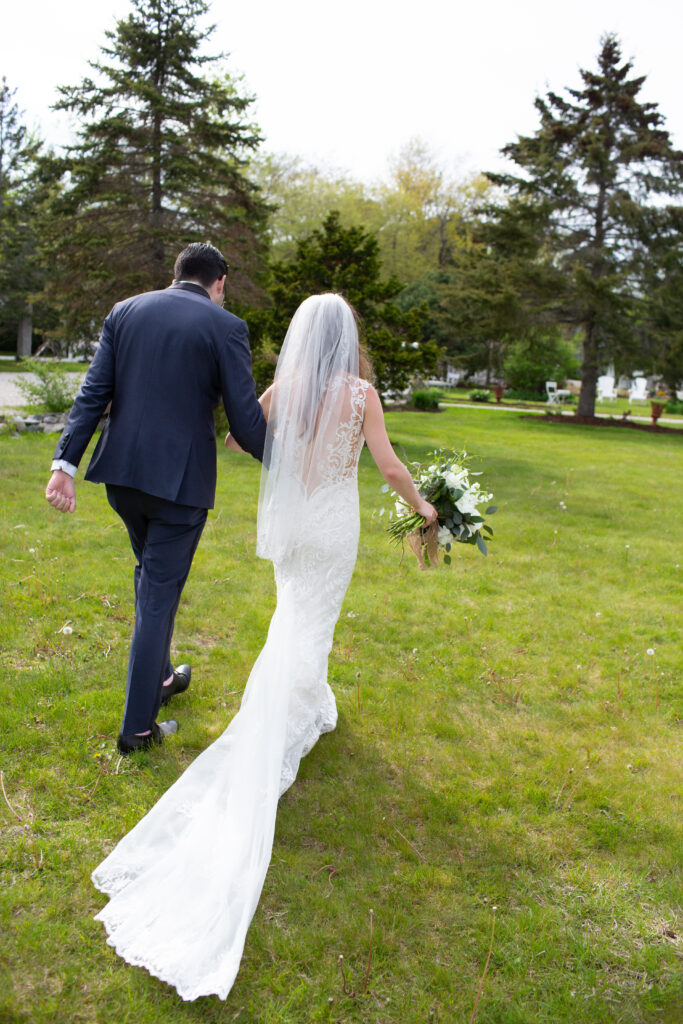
top-left (2, 0), bottom-right (682, 183)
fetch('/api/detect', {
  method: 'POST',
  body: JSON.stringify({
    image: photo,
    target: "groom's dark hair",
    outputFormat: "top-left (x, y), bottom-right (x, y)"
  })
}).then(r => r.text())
top-left (173, 242), bottom-right (228, 287)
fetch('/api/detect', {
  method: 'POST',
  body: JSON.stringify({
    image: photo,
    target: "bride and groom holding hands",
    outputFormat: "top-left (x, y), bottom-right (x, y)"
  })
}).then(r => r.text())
top-left (45, 241), bottom-right (436, 999)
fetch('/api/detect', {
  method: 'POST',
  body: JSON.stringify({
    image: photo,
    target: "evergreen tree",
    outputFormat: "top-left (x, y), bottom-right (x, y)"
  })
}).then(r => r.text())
top-left (429, 196), bottom-right (567, 385)
top-left (489, 35), bottom-right (683, 416)
top-left (640, 210), bottom-right (683, 396)
top-left (43, 0), bottom-right (268, 342)
top-left (0, 78), bottom-right (44, 354)
top-left (261, 211), bottom-right (438, 396)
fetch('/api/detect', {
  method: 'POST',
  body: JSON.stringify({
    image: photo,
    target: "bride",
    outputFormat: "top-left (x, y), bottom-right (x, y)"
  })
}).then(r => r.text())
top-left (91, 293), bottom-right (437, 1001)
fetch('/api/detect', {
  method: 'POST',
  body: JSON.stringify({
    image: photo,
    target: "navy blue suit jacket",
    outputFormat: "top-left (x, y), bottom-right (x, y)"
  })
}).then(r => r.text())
top-left (53, 282), bottom-right (267, 509)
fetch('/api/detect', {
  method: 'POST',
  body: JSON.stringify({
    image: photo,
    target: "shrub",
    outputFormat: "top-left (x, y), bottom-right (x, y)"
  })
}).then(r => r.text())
top-left (664, 398), bottom-right (683, 414)
top-left (504, 387), bottom-right (544, 402)
top-left (15, 359), bottom-right (82, 413)
top-left (412, 388), bottom-right (440, 411)
top-left (503, 330), bottom-right (579, 397)
top-left (469, 388), bottom-right (491, 403)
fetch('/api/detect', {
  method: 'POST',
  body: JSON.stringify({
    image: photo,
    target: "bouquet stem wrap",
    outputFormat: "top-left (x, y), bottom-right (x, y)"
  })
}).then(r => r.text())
top-left (406, 522), bottom-right (439, 570)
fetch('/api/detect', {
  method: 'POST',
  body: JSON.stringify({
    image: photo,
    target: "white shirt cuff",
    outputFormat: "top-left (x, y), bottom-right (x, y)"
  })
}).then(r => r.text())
top-left (51, 459), bottom-right (78, 478)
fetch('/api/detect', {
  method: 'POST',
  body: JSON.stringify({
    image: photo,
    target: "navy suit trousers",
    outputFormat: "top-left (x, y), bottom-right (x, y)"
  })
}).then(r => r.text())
top-left (106, 485), bottom-right (207, 735)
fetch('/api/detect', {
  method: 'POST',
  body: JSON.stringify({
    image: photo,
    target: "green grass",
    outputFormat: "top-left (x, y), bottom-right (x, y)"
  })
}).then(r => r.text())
top-left (1, 408), bottom-right (682, 1024)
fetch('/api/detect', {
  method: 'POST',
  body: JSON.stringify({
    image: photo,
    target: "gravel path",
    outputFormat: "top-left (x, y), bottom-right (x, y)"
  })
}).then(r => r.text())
top-left (0, 372), bottom-right (84, 412)
top-left (0, 373), bottom-right (32, 409)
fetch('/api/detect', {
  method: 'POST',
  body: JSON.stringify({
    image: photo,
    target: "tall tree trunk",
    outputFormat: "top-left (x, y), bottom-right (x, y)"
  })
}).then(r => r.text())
top-left (577, 320), bottom-right (598, 416)
top-left (16, 302), bottom-right (32, 359)
top-left (577, 181), bottom-right (607, 417)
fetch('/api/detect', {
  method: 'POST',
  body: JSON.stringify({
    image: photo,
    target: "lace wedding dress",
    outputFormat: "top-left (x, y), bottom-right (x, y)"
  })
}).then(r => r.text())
top-left (92, 352), bottom-right (370, 1000)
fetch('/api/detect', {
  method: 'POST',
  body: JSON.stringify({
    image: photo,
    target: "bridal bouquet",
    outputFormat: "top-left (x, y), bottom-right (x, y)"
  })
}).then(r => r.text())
top-left (384, 448), bottom-right (497, 567)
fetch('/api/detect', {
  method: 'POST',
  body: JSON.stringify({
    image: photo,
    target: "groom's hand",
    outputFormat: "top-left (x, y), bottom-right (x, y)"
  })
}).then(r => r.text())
top-left (46, 471), bottom-right (76, 514)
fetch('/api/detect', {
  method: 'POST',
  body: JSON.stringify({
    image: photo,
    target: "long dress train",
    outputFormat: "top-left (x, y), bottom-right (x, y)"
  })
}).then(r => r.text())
top-left (91, 377), bottom-right (369, 1001)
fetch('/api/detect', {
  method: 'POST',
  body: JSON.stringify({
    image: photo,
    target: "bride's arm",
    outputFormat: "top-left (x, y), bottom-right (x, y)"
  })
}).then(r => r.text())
top-left (362, 386), bottom-right (437, 524)
top-left (225, 385), bottom-right (273, 451)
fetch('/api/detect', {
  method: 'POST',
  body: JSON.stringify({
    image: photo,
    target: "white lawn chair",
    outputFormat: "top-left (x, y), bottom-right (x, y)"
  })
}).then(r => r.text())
top-left (597, 375), bottom-right (617, 402)
top-left (628, 377), bottom-right (648, 404)
top-left (546, 380), bottom-right (570, 405)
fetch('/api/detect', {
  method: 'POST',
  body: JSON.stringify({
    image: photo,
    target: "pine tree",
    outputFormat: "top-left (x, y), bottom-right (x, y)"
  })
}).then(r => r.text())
top-left (43, 0), bottom-right (268, 341)
top-left (640, 209), bottom-right (683, 396)
top-left (0, 78), bottom-right (44, 354)
top-left (261, 211), bottom-right (438, 396)
top-left (489, 35), bottom-right (683, 417)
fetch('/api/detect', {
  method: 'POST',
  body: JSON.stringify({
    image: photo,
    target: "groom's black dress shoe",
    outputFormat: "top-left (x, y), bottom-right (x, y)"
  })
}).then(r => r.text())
top-left (160, 664), bottom-right (191, 706)
top-left (117, 720), bottom-right (178, 755)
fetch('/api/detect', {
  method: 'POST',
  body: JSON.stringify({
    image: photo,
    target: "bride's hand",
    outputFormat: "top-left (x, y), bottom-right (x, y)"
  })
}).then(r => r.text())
top-left (225, 432), bottom-right (244, 452)
top-left (418, 500), bottom-right (438, 525)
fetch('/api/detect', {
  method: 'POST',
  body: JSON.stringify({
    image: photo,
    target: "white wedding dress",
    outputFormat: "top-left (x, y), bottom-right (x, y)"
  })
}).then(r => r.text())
top-left (92, 372), bottom-right (370, 1001)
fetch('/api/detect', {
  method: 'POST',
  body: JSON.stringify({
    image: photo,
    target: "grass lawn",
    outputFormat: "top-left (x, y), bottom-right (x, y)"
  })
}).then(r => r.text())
top-left (1, 408), bottom-right (681, 1024)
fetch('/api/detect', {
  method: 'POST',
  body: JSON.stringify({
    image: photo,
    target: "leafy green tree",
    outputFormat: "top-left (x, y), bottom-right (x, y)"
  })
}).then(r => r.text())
top-left (488, 35), bottom-right (683, 417)
top-left (503, 330), bottom-right (580, 397)
top-left (252, 153), bottom-right (376, 261)
top-left (42, 0), bottom-right (268, 343)
top-left (254, 142), bottom-right (489, 295)
top-left (376, 138), bottom-right (490, 284)
top-left (0, 78), bottom-right (44, 355)
top-left (259, 211), bottom-right (438, 395)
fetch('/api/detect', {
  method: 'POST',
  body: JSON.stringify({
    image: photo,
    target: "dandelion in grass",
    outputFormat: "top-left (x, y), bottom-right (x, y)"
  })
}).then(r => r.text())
top-left (384, 448), bottom-right (497, 567)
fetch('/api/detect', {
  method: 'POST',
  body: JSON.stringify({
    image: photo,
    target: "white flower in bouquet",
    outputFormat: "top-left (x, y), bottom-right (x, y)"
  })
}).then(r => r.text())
top-left (444, 468), bottom-right (468, 490)
top-left (454, 488), bottom-right (481, 517)
top-left (438, 524), bottom-right (453, 547)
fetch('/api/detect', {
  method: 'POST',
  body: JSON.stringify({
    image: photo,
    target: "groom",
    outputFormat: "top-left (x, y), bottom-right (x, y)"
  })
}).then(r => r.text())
top-left (45, 242), bottom-right (267, 754)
